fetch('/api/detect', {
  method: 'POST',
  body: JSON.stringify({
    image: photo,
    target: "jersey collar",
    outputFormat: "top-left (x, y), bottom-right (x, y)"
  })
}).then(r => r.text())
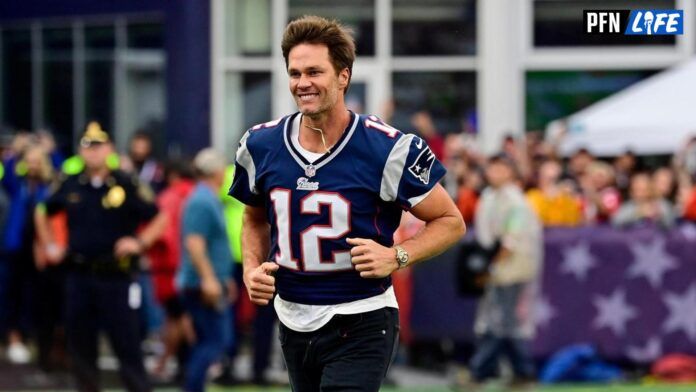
top-left (283, 111), bottom-right (358, 176)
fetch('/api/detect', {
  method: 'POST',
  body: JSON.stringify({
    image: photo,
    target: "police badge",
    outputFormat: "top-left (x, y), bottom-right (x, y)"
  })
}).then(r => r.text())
top-left (103, 185), bottom-right (126, 208)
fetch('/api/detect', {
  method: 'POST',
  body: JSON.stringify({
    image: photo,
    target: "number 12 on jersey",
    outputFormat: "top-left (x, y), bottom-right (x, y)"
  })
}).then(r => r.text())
top-left (269, 189), bottom-right (353, 272)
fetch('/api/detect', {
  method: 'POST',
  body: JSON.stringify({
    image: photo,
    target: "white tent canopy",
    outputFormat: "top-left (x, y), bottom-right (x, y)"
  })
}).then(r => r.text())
top-left (556, 58), bottom-right (696, 156)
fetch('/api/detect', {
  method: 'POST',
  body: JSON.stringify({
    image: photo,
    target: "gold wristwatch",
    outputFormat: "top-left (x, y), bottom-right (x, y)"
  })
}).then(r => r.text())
top-left (394, 245), bottom-right (409, 270)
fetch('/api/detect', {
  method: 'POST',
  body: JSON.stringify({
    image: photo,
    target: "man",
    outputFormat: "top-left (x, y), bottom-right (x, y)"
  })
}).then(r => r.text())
top-left (35, 122), bottom-right (167, 392)
top-left (470, 155), bottom-right (541, 385)
top-left (177, 148), bottom-right (236, 392)
top-left (122, 131), bottom-right (164, 193)
top-left (228, 15), bottom-right (465, 392)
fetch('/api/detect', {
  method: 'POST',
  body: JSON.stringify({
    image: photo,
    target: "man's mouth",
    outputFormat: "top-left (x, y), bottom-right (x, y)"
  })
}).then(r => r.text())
top-left (298, 93), bottom-right (319, 102)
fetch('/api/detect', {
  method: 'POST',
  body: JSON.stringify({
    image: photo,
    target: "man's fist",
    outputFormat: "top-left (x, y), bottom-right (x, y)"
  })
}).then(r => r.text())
top-left (244, 262), bottom-right (279, 305)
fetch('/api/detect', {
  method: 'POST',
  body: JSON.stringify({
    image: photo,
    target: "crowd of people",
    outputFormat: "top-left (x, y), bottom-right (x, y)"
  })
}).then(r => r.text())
top-left (1, 118), bottom-right (696, 391)
top-left (0, 121), bottom-right (696, 383)
top-left (432, 125), bottom-right (696, 230)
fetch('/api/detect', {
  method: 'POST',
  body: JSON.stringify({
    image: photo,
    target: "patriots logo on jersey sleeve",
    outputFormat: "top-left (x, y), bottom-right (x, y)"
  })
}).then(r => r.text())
top-left (408, 144), bottom-right (436, 184)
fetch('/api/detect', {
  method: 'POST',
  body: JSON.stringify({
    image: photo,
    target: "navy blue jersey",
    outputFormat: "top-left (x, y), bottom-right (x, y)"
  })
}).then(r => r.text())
top-left (228, 112), bottom-right (446, 305)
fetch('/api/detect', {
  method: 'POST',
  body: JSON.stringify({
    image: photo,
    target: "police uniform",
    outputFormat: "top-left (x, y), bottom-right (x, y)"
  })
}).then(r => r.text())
top-left (44, 123), bottom-right (156, 392)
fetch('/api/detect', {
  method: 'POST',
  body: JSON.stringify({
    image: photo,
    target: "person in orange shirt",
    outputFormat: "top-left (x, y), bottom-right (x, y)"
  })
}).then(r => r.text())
top-left (526, 159), bottom-right (582, 226)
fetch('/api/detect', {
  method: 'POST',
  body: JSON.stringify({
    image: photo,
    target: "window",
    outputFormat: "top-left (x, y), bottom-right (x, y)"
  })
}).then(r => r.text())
top-left (85, 25), bottom-right (115, 134)
top-left (393, 0), bottom-right (476, 55)
top-left (224, 0), bottom-right (272, 56)
top-left (42, 27), bottom-right (73, 149)
top-left (224, 72), bottom-right (272, 152)
top-left (392, 72), bottom-right (476, 134)
top-left (127, 21), bottom-right (163, 49)
top-left (289, 0), bottom-right (375, 56)
top-left (2, 29), bottom-right (32, 130)
top-left (534, 0), bottom-right (676, 47)
top-left (85, 25), bottom-right (115, 50)
top-left (526, 70), bottom-right (659, 130)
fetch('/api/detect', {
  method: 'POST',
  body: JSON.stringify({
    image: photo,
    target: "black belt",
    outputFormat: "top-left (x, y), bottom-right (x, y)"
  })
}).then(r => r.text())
top-left (69, 253), bottom-right (139, 276)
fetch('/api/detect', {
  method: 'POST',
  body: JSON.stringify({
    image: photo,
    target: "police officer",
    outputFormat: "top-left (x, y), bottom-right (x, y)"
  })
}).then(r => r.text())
top-left (35, 122), bottom-right (167, 392)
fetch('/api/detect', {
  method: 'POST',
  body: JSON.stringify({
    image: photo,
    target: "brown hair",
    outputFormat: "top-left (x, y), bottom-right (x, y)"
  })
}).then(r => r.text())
top-left (281, 15), bottom-right (356, 94)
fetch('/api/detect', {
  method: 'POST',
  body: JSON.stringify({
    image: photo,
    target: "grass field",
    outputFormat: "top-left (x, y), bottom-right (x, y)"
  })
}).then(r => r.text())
top-left (90, 383), bottom-right (696, 392)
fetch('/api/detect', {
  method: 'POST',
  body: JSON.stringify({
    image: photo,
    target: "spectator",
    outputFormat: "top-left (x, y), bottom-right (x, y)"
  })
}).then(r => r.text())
top-left (526, 159), bottom-right (582, 227)
top-left (122, 131), bottom-right (165, 193)
top-left (147, 159), bottom-right (196, 379)
top-left (653, 166), bottom-right (678, 203)
top-left (579, 161), bottom-right (621, 224)
top-left (613, 150), bottom-right (637, 198)
top-left (177, 148), bottom-right (236, 392)
top-left (469, 155), bottom-right (541, 385)
top-left (566, 148), bottom-right (594, 181)
top-left (4, 145), bottom-right (54, 365)
top-left (411, 111), bottom-right (445, 161)
top-left (612, 172), bottom-right (676, 229)
top-left (683, 177), bottom-right (696, 222)
top-left (500, 134), bottom-right (532, 187)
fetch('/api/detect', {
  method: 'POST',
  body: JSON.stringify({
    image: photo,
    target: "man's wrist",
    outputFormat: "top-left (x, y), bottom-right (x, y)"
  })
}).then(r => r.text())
top-left (394, 245), bottom-right (409, 270)
top-left (135, 237), bottom-right (148, 252)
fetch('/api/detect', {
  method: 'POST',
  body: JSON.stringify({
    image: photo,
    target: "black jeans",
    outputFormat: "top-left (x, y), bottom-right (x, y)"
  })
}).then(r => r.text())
top-left (65, 272), bottom-right (151, 392)
top-left (279, 307), bottom-right (399, 392)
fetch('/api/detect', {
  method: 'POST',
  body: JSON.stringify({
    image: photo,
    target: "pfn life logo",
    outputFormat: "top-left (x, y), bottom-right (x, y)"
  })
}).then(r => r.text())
top-left (583, 9), bottom-right (683, 35)
top-left (625, 10), bottom-right (683, 35)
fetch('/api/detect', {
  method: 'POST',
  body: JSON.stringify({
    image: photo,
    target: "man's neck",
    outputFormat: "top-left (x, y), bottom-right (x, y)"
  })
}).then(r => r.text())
top-left (86, 166), bottom-right (109, 180)
top-left (299, 105), bottom-right (350, 154)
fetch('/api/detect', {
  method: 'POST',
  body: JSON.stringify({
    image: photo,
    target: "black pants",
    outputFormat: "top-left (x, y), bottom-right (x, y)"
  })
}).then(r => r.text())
top-left (279, 307), bottom-right (399, 392)
top-left (253, 302), bottom-right (277, 382)
top-left (65, 272), bottom-right (151, 392)
top-left (34, 265), bottom-right (66, 371)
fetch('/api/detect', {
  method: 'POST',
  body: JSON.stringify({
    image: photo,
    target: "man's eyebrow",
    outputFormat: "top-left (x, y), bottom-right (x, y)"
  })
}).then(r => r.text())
top-left (288, 65), bottom-right (325, 72)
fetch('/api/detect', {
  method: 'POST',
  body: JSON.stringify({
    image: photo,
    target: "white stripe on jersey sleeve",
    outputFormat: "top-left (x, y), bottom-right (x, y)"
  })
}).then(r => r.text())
top-left (408, 187), bottom-right (434, 208)
top-left (380, 134), bottom-right (415, 202)
top-left (235, 131), bottom-right (258, 194)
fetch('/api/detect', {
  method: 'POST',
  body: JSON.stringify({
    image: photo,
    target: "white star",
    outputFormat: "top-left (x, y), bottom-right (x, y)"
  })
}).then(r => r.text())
top-left (593, 289), bottom-right (638, 336)
top-left (662, 284), bottom-right (696, 342)
top-left (626, 238), bottom-right (678, 289)
top-left (680, 223), bottom-right (696, 241)
top-left (534, 296), bottom-right (556, 330)
top-left (560, 242), bottom-right (597, 281)
top-left (626, 337), bottom-right (662, 363)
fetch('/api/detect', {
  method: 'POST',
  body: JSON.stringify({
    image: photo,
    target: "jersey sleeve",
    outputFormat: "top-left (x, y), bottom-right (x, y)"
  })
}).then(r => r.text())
top-left (228, 130), bottom-right (264, 206)
top-left (379, 134), bottom-right (446, 209)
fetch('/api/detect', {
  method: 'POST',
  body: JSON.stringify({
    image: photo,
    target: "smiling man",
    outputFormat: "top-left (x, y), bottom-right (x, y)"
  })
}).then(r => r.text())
top-left (228, 15), bottom-right (465, 392)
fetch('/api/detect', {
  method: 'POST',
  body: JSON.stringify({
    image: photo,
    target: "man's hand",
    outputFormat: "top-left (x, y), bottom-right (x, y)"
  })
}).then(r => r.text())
top-left (347, 237), bottom-right (398, 278)
top-left (244, 262), bottom-right (279, 306)
top-left (45, 242), bottom-right (66, 265)
top-left (114, 236), bottom-right (143, 258)
top-left (201, 276), bottom-right (222, 307)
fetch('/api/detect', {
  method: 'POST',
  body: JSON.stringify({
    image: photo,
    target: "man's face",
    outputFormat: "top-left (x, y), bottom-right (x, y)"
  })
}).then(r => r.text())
top-left (485, 161), bottom-right (513, 188)
top-left (288, 43), bottom-right (348, 117)
top-left (130, 137), bottom-right (151, 162)
top-left (80, 142), bottom-right (112, 171)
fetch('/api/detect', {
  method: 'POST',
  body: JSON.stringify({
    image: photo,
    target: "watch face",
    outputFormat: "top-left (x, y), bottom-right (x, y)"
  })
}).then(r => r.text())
top-left (397, 249), bottom-right (408, 264)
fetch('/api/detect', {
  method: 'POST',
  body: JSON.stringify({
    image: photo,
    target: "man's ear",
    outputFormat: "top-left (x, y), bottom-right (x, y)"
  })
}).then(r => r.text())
top-left (339, 68), bottom-right (350, 90)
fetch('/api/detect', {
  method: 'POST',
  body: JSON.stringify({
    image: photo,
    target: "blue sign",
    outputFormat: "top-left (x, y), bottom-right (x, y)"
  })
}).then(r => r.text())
top-left (625, 10), bottom-right (684, 35)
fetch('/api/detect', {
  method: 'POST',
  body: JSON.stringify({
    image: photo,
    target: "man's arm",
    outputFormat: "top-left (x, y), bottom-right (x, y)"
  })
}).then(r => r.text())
top-left (34, 205), bottom-right (66, 264)
top-left (242, 204), bottom-right (278, 305)
top-left (114, 211), bottom-right (168, 257)
top-left (185, 233), bottom-right (221, 306)
top-left (349, 183), bottom-right (465, 278)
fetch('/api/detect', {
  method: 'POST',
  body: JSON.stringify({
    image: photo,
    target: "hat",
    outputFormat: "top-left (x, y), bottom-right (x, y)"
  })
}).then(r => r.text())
top-left (80, 122), bottom-right (110, 147)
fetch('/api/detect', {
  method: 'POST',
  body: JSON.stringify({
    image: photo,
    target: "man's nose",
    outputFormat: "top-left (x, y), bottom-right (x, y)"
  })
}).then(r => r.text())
top-left (298, 74), bottom-right (311, 88)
